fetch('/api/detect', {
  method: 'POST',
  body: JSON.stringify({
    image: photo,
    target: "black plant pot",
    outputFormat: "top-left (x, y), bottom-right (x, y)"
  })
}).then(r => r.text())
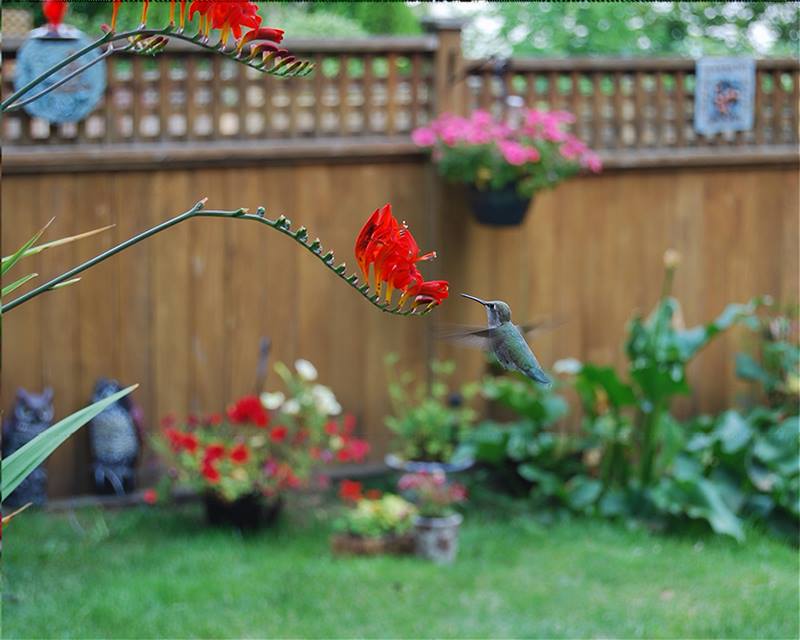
top-left (466, 185), bottom-right (533, 226)
top-left (203, 491), bottom-right (282, 532)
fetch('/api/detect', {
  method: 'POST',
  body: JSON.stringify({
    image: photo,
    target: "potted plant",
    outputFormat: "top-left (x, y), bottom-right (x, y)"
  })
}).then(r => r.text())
top-left (412, 109), bottom-right (602, 226)
top-left (331, 481), bottom-right (417, 556)
top-left (384, 354), bottom-right (478, 471)
top-left (399, 471), bottom-right (468, 563)
top-left (155, 358), bottom-right (370, 531)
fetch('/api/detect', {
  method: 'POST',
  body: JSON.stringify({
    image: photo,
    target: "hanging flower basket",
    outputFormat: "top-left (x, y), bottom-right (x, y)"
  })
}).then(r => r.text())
top-left (412, 109), bottom-right (602, 228)
top-left (466, 184), bottom-right (533, 227)
top-left (203, 491), bottom-right (282, 532)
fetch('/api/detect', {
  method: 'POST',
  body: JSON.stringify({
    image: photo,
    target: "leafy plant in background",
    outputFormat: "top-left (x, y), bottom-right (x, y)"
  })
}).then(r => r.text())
top-left (334, 482), bottom-right (417, 539)
top-left (455, 374), bottom-right (579, 504)
top-left (736, 304), bottom-right (800, 415)
top-left (154, 360), bottom-right (369, 503)
top-left (397, 471), bottom-right (467, 518)
top-left (554, 250), bottom-right (764, 539)
top-left (412, 109), bottom-right (602, 200)
top-left (384, 355), bottom-right (478, 462)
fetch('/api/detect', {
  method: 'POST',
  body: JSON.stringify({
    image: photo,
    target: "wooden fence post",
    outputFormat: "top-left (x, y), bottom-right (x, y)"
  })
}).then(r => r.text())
top-left (423, 17), bottom-right (467, 117)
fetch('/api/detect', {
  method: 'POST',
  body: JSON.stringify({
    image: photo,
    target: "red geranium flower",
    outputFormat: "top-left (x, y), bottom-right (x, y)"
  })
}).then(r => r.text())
top-left (142, 488), bottom-right (158, 505)
top-left (227, 395), bottom-right (269, 427)
top-left (339, 480), bottom-right (362, 502)
top-left (324, 421), bottom-right (338, 436)
top-left (182, 433), bottom-right (199, 454)
top-left (354, 204), bottom-right (447, 310)
top-left (230, 443), bottom-right (250, 464)
top-left (201, 462), bottom-right (221, 483)
top-left (343, 438), bottom-right (370, 462)
top-left (270, 425), bottom-right (288, 443)
top-left (203, 443), bottom-right (226, 463)
top-left (342, 414), bottom-right (356, 435)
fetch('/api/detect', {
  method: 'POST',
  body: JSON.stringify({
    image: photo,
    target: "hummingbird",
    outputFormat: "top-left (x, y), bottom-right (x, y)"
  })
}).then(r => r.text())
top-left (452, 293), bottom-right (552, 386)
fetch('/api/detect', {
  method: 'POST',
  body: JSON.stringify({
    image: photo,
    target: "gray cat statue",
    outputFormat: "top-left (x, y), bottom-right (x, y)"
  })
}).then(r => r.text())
top-left (88, 378), bottom-right (142, 495)
top-left (2, 387), bottom-right (54, 507)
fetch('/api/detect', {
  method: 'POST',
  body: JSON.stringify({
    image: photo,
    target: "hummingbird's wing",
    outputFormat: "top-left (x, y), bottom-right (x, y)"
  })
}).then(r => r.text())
top-left (436, 318), bottom-right (563, 350)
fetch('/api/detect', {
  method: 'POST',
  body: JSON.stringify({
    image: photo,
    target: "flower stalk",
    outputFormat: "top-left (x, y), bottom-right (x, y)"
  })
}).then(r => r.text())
top-left (2, 200), bottom-right (435, 317)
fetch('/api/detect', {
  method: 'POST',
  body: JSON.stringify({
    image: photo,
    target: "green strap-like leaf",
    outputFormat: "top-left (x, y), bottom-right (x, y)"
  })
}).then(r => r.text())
top-left (2, 385), bottom-right (138, 501)
top-left (1, 218), bottom-right (54, 276)
top-left (2, 272), bottom-right (38, 298)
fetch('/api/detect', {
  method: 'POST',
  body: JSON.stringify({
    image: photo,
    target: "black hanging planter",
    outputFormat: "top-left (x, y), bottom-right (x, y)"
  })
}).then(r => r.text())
top-left (466, 184), bottom-right (533, 226)
top-left (203, 491), bottom-right (282, 532)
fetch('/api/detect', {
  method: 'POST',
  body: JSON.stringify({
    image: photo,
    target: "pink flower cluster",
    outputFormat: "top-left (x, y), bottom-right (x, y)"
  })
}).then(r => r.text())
top-left (412, 108), bottom-right (602, 174)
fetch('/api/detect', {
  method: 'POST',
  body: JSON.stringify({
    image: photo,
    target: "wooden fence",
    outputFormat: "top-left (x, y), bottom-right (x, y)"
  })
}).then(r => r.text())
top-left (2, 20), bottom-right (798, 497)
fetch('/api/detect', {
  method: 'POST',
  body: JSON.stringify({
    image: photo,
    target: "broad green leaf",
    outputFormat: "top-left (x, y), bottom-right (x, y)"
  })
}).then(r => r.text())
top-left (735, 353), bottom-right (769, 384)
top-left (1, 272), bottom-right (37, 298)
top-left (2, 385), bottom-right (137, 500)
top-left (564, 476), bottom-right (603, 511)
top-left (1, 218), bottom-right (54, 276)
top-left (576, 364), bottom-right (636, 409)
top-left (713, 410), bottom-right (753, 455)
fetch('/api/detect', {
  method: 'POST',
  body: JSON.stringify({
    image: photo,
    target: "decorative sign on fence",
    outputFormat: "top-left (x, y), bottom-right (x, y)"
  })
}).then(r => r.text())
top-left (14, 24), bottom-right (106, 123)
top-left (694, 57), bottom-right (755, 136)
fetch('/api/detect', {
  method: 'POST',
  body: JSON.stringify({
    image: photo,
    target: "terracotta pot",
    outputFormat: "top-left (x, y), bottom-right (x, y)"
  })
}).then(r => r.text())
top-left (203, 492), bottom-right (282, 532)
top-left (413, 512), bottom-right (463, 563)
top-left (330, 533), bottom-right (415, 556)
top-left (466, 185), bottom-right (533, 226)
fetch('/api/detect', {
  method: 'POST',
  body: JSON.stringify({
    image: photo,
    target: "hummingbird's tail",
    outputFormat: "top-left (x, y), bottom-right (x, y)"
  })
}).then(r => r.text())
top-left (524, 366), bottom-right (552, 387)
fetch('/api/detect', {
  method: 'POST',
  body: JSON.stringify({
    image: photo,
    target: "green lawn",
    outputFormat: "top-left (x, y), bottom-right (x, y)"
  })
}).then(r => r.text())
top-left (3, 499), bottom-right (798, 639)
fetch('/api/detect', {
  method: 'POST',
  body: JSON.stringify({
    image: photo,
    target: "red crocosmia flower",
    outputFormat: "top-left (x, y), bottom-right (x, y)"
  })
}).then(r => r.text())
top-left (43, 0), bottom-right (67, 27)
top-left (270, 425), bottom-right (288, 443)
top-left (227, 395), bottom-right (269, 427)
top-left (324, 421), bottom-right (338, 436)
top-left (142, 489), bottom-right (158, 505)
top-left (236, 26), bottom-right (285, 52)
top-left (111, 0), bottom-right (121, 31)
top-left (191, 0), bottom-right (261, 42)
top-left (402, 279), bottom-right (450, 310)
top-left (354, 204), bottom-right (446, 310)
top-left (230, 443), bottom-right (250, 464)
top-left (339, 480), bottom-right (362, 503)
top-left (365, 489), bottom-right (382, 500)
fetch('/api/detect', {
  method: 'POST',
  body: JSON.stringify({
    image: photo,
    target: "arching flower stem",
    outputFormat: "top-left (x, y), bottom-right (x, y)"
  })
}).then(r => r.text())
top-left (1, 200), bottom-right (432, 318)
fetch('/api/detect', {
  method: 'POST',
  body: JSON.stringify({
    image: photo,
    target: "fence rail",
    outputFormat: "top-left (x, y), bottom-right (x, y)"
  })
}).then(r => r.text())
top-left (464, 57), bottom-right (799, 151)
top-left (2, 25), bottom-right (799, 168)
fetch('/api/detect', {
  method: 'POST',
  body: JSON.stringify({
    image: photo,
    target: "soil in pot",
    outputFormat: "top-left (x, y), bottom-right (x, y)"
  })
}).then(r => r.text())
top-left (414, 512), bottom-right (463, 563)
top-left (203, 492), bottom-right (282, 532)
top-left (466, 185), bottom-right (532, 226)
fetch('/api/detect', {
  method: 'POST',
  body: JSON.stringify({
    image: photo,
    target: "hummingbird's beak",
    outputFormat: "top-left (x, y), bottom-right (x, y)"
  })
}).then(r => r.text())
top-left (460, 293), bottom-right (489, 306)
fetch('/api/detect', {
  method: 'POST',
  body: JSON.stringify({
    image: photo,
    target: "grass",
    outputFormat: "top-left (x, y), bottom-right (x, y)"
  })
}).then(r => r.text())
top-left (2, 498), bottom-right (798, 639)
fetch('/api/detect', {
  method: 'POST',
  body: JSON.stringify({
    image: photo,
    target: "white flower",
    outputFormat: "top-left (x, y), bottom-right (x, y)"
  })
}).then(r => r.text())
top-left (312, 384), bottom-right (341, 416)
top-left (294, 359), bottom-right (318, 381)
top-left (282, 399), bottom-right (300, 415)
top-left (260, 391), bottom-right (285, 410)
top-left (553, 358), bottom-right (582, 375)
